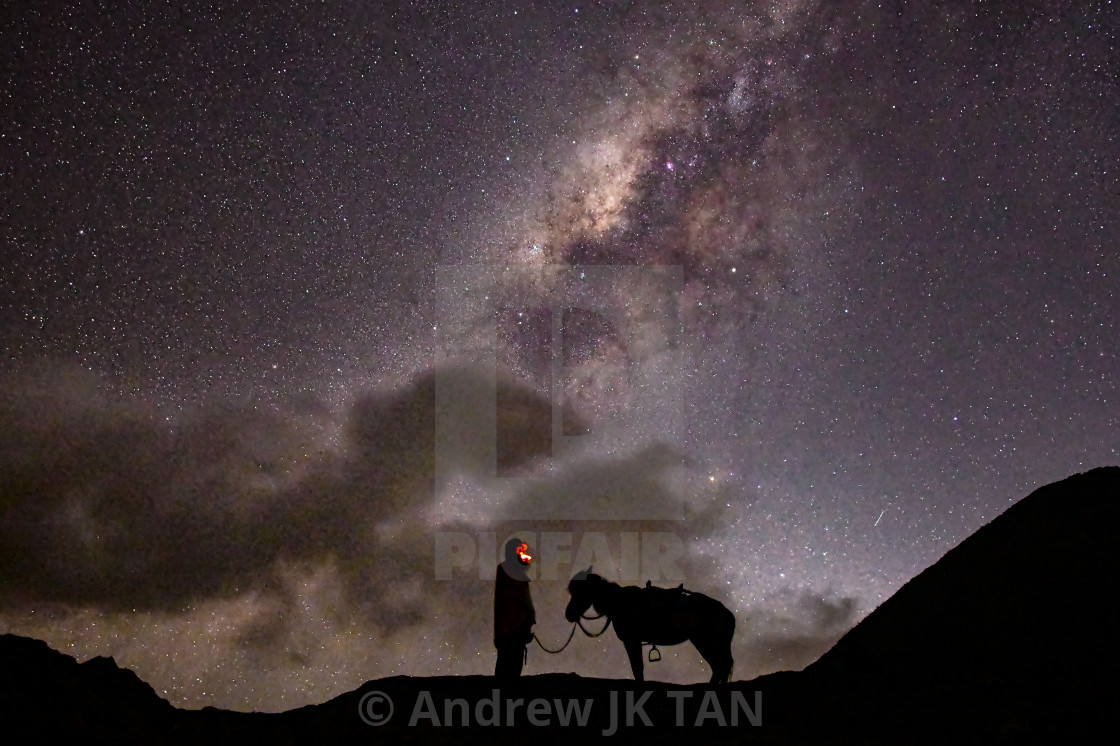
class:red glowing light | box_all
[516,543,532,564]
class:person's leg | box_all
[496,623,534,678]
[495,641,522,678]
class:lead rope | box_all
[532,623,578,654]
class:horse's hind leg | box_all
[623,639,645,682]
[694,637,733,684]
[711,646,733,684]
[711,652,734,684]
[711,610,737,684]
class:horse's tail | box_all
[723,603,737,637]
[725,606,737,683]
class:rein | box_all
[533,609,614,654]
[578,613,613,637]
[556,579,695,666]
[576,613,658,661]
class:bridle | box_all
[533,607,611,654]
[577,610,612,637]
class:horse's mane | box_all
[568,569,612,592]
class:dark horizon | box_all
[5,466,1117,743]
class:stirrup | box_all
[648,645,661,662]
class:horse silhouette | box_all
[565,567,735,683]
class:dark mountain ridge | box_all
[810,465,1119,685]
[798,465,1119,740]
[2,467,1116,744]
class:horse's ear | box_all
[587,565,593,575]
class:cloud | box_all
[498,442,686,521]
[0,362,565,620]
[0,360,784,697]
[742,590,859,674]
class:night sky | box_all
[1,0,1117,712]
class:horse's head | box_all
[565,565,599,622]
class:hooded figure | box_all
[494,537,536,678]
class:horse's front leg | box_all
[623,638,644,682]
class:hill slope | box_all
[2,467,1116,744]
[812,466,1118,681]
[801,466,1119,739]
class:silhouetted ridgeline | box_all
[799,465,1119,740]
[2,467,1116,744]
[0,633,174,741]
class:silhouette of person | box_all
[494,537,535,679]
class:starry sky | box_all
[1,0,1117,713]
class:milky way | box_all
[1,0,1117,711]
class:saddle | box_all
[642,580,691,611]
